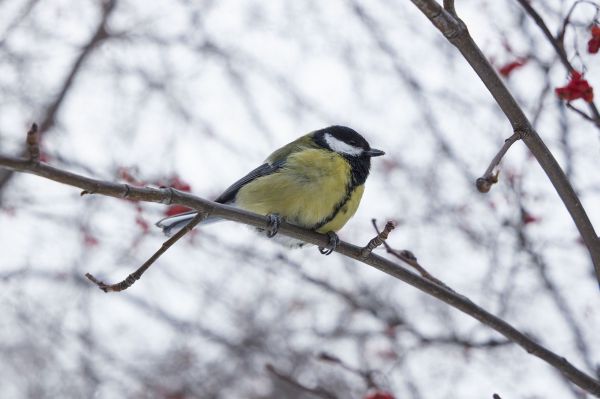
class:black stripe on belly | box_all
[313,155,370,231]
[313,185,355,230]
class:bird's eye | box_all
[349,140,357,146]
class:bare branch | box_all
[318,352,379,390]
[476,132,520,193]
[370,219,448,288]
[0,141,599,394]
[514,0,571,70]
[408,0,600,288]
[85,212,207,292]
[566,103,595,123]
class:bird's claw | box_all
[319,231,339,255]
[266,213,282,238]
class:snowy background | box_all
[0,0,599,398]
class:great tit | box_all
[156,125,385,254]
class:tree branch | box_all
[85,212,207,292]
[514,0,571,70]
[408,0,600,287]
[0,151,599,395]
[318,352,379,390]
[566,103,595,123]
[371,219,450,289]
[476,132,520,193]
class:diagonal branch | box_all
[408,0,600,287]
[370,219,450,289]
[514,0,571,70]
[476,132,520,193]
[360,220,395,258]
[85,212,207,292]
[0,150,598,395]
[566,102,596,123]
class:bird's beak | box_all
[364,148,385,157]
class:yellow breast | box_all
[235,148,364,232]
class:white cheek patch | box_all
[324,133,363,156]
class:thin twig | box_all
[557,1,580,45]
[514,0,571,70]
[25,123,40,162]
[318,353,379,390]
[0,151,599,395]
[360,221,395,258]
[476,132,520,193]
[370,219,451,290]
[566,103,595,122]
[265,364,337,399]
[85,212,206,292]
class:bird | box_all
[156,125,385,255]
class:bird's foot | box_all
[266,213,282,238]
[319,231,339,255]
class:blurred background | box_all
[1,0,599,398]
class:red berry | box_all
[588,25,600,54]
[165,205,192,217]
[555,71,594,103]
[498,59,527,77]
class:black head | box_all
[313,125,385,159]
[313,125,384,186]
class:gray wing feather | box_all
[216,159,286,204]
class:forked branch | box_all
[0,137,598,394]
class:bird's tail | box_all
[155,211,220,236]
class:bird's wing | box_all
[216,132,319,204]
[215,159,286,204]
[265,133,319,164]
